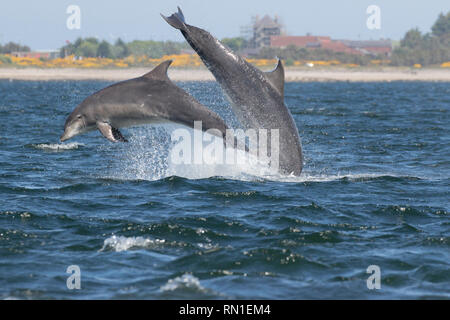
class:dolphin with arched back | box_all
[162,7,303,176]
[61,60,228,143]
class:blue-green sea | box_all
[0,80,448,299]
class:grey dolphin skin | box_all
[61,60,228,143]
[162,7,303,176]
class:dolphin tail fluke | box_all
[161,7,187,31]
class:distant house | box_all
[339,40,392,56]
[270,35,392,56]
[271,35,330,48]
[11,50,60,59]
[270,35,361,55]
[251,15,283,48]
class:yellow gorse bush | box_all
[370,59,391,65]
[246,58,278,67]
[2,54,433,69]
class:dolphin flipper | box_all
[97,122,128,143]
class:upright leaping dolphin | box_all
[162,7,303,176]
[61,60,228,143]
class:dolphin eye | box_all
[77,115,82,119]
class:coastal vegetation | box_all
[59,38,189,59]
[256,12,450,67]
[0,42,30,54]
[0,12,448,69]
[390,12,450,66]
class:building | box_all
[11,50,60,59]
[270,35,361,54]
[270,35,330,48]
[270,35,392,56]
[241,14,392,57]
[339,40,392,57]
[251,15,283,48]
[270,35,392,57]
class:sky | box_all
[0,0,449,50]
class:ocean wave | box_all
[100,125,442,184]
[160,273,205,292]
[28,142,84,151]
[265,172,424,183]
[100,235,166,252]
[102,166,429,184]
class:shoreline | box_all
[0,67,449,82]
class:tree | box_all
[76,41,98,57]
[392,11,450,66]
[84,37,99,45]
[126,40,186,58]
[431,12,450,38]
[222,37,247,51]
[400,28,423,49]
[114,38,129,58]
[97,40,113,58]
[0,42,31,54]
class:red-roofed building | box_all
[319,40,361,55]
[270,36,392,56]
[270,35,362,55]
[270,35,330,48]
[339,40,392,56]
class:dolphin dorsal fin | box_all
[265,59,285,97]
[143,60,173,80]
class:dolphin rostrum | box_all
[162,7,303,176]
[61,60,228,143]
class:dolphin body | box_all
[61,60,228,143]
[162,7,303,176]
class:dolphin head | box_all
[60,102,97,142]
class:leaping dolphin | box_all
[162,7,303,176]
[60,60,228,143]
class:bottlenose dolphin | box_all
[61,60,228,143]
[162,7,303,175]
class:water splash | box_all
[29,142,83,151]
[103,125,431,183]
[107,124,279,181]
[100,235,166,252]
[160,274,205,292]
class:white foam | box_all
[104,125,428,183]
[100,235,165,252]
[165,145,278,180]
[33,142,83,151]
[107,125,281,181]
[160,274,205,292]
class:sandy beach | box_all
[0,67,449,82]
